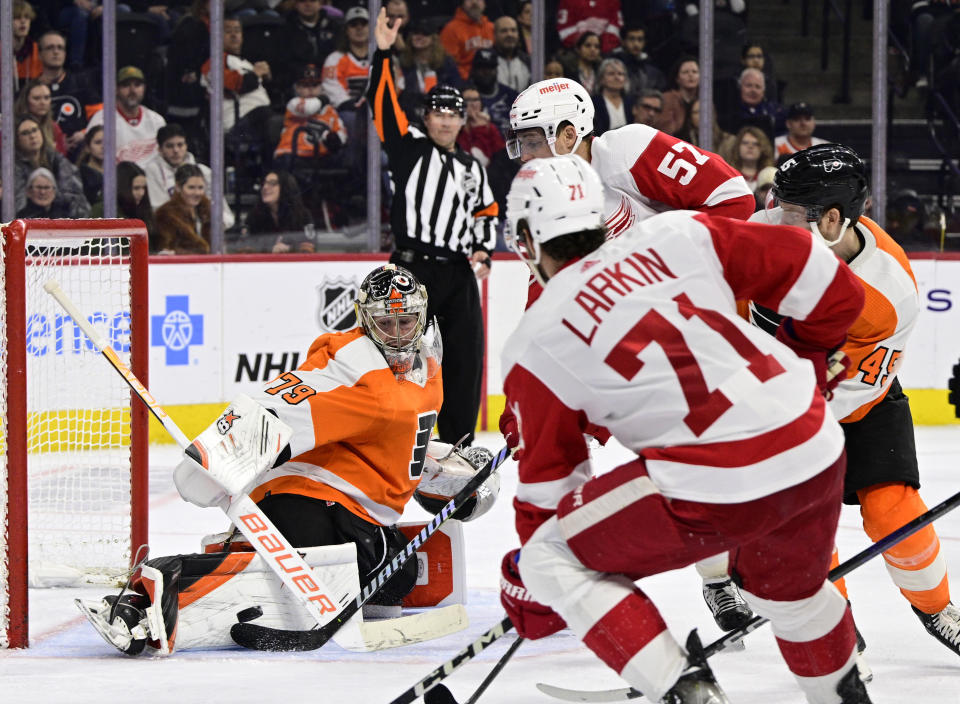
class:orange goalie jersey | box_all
[249,328,443,526]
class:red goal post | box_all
[1,219,149,649]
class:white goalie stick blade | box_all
[75,599,149,655]
[535,683,641,702]
[334,604,469,652]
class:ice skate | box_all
[75,594,150,656]
[912,602,960,656]
[836,664,873,703]
[660,630,732,704]
[854,625,873,683]
[702,578,753,632]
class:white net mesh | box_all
[2,227,141,647]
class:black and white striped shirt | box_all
[368,49,498,260]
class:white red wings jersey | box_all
[749,208,919,423]
[591,124,755,238]
[502,211,864,543]
[249,328,442,526]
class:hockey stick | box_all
[389,617,516,704]
[44,280,354,635]
[424,635,526,704]
[229,444,511,651]
[536,483,960,702]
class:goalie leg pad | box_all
[398,519,466,608]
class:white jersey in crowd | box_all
[588,123,756,237]
[142,151,236,230]
[502,211,865,540]
[749,206,920,422]
[86,105,166,167]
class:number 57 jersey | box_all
[502,211,865,543]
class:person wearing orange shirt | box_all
[77,264,499,655]
[440,0,494,80]
[750,144,960,663]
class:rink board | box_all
[141,255,960,442]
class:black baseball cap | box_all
[786,102,815,119]
[472,48,498,69]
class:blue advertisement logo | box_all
[151,295,203,365]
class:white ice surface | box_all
[3,428,960,703]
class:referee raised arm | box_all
[368,8,498,446]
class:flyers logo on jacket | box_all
[317,278,359,333]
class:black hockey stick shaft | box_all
[703,483,960,659]
[424,636,525,704]
[389,617,515,704]
[231,445,511,651]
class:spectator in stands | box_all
[16,167,86,218]
[440,0,495,80]
[728,125,777,193]
[722,67,784,142]
[114,161,157,242]
[456,84,505,167]
[592,58,633,135]
[322,6,372,112]
[385,0,410,53]
[165,0,213,149]
[11,0,42,87]
[144,123,236,229]
[277,0,341,92]
[544,57,565,80]
[678,98,736,159]
[245,170,316,253]
[492,16,530,92]
[557,0,623,54]
[565,30,602,93]
[660,55,699,136]
[36,29,100,150]
[15,80,67,156]
[741,42,779,103]
[76,124,104,207]
[774,101,827,159]
[632,88,664,128]
[154,163,212,254]
[13,115,90,216]
[57,0,104,69]
[470,48,517,136]
[273,63,347,171]
[610,24,666,93]
[516,0,533,54]
[397,17,463,115]
[87,66,167,167]
[203,16,273,160]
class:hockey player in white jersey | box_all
[503,76,758,632]
[497,156,873,703]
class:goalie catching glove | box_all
[174,394,293,508]
[413,441,500,521]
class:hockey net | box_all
[1,219,149,648]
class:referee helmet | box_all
[423,85,464,117]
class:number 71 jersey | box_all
[502,211,863,540]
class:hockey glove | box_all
[775,320,851,401]
[500,549,566,639]
[499,404,523,461]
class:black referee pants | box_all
[390,254,484,445]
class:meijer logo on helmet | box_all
[539,81,571,95]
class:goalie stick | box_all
[44,280,354,639]
[229,444,511,651]
[536,482,960,702]
[389,616,516,704]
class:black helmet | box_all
[423,85,464,117]
[772,143,869,223]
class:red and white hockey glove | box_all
[499,406,523,461]
[775,321,851,401]
[500,549,566,639]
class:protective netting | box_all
[2,231,137,647]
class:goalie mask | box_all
[504,155,605,285]
[772,143,868,247]
[356,264,435,379]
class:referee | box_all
[368,8,497,446]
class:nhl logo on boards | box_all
[317,278,359,333]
